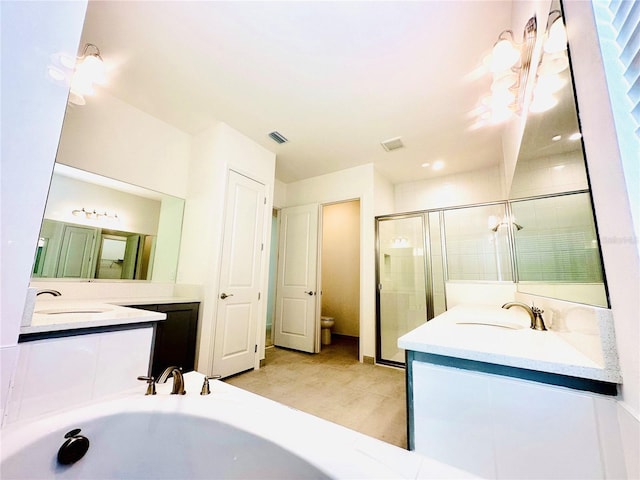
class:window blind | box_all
[608,0,640,135]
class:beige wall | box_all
[321,201,360,337]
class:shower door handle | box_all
[220,293,234,299]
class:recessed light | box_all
[569,132,582,141]
[552,134,562,141]
[433,160,445,170]
[421,162,431,168]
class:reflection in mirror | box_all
[443,203,513,282]
[508,3,608,307]
[510,192,607,307]
[31,164,184,282]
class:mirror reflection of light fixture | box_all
[489,215,523,232]
[544,10,568,54]
[69,43,106,106]
[72,208,118,221]
[530,10,569,114]
[470,17,537,128]
[390,237,411,248]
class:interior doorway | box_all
[266,199,361,360]
[265,209,279,348]
[320,200,361,358]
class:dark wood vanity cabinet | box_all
[128,302,199,378]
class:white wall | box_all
[394,165,505,213]
[0,0,89,419]
[56,91,191,199]
[178,122,276,374]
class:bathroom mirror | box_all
[508,2,608,307]
[31,164,184,282]
[510,192,607,307]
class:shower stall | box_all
[375,203,513,366]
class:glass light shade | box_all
[490,105,514,124]
[491,70,518,92]
[80,54,106,84]
[491,39,520,72]
[489,88,516,108]
[544,17,567,54]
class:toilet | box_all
[320,316,335,345]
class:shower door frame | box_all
[375,212,434,367]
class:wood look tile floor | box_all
[224,335,408,449]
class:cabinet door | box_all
[152,303,199,378]
[129,303,199,379]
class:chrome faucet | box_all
[36,289,61,297]
[501,302,547,331]
[157,366,186,395]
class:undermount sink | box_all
[455,321,525,330]
[35,307,114,315]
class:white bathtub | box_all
[1,372,474,479]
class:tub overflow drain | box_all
[57,428,90,465]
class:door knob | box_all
[304,291,314,296]
[220,293,234,299]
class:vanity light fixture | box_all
[72,208,118,221]
[69,43,107,106]
[530,11,569,114]
[470,16,537,128]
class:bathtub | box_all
[1,372,474,479]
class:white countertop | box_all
[398,305,622,383]
[21,301,166,335]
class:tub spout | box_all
[157,366,186,395]
[501,302,547,331]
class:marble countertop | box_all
[398,305,622,383]
[21,301,166,335]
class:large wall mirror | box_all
[508,1,608,307]
[31,164,184,282]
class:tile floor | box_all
[224,335,408,449]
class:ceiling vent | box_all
[381,137,404,152]
[268,131,288,144]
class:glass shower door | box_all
[376,214,430,365]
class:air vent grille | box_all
[381,137,404,152]
[268,131,288,144]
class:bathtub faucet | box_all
[501,302,547,331]
[157,366,186,395]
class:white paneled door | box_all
[212,171,266,377]
[274,204,319,353]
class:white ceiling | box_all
[79,1,515,184]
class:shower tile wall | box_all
[443,204,513,282]
[512,192,603,282]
